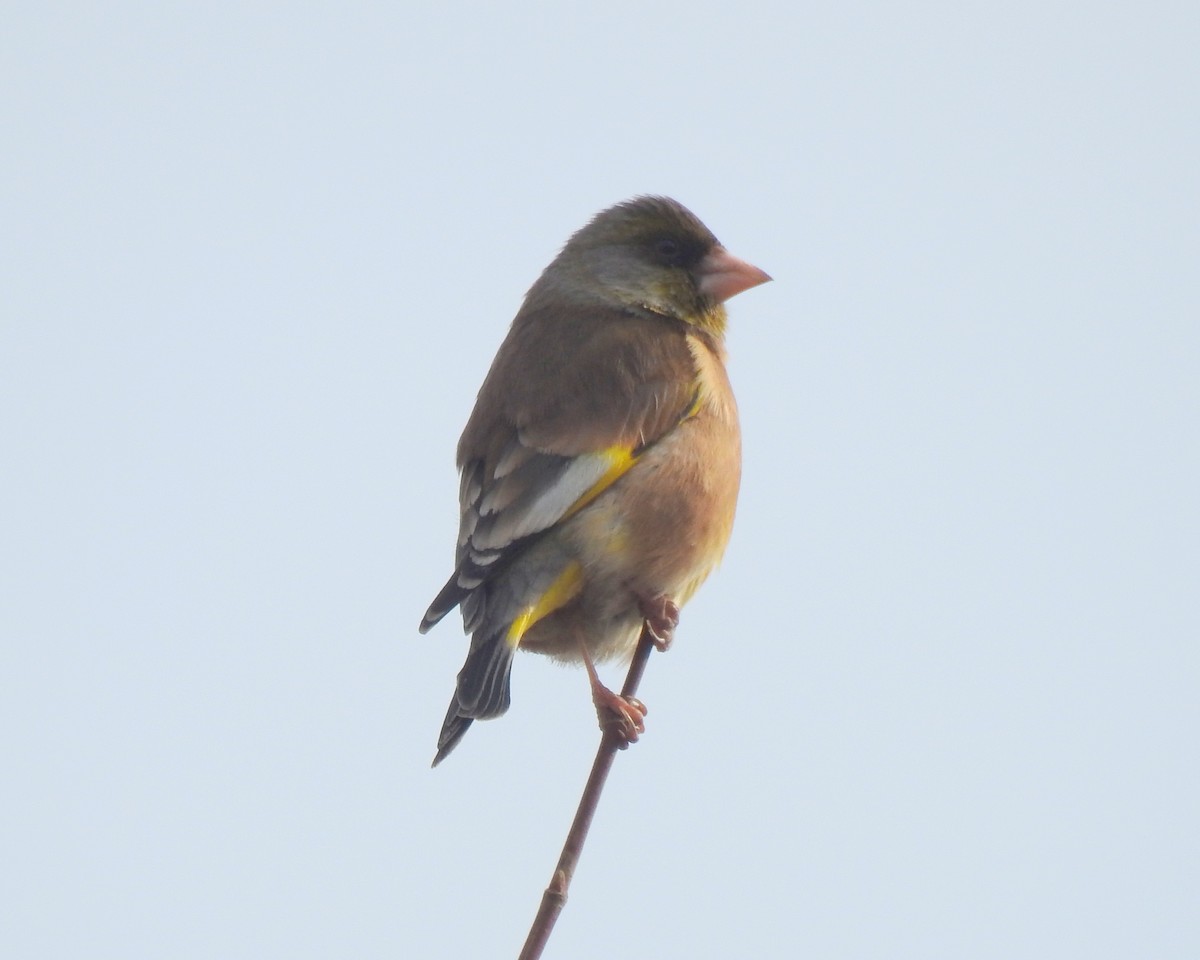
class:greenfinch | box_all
[420,196,770,765]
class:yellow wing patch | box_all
[505,561,584,648]
[501,389,706,650]
[560,446,638,523]
[557,390,703,526]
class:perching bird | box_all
[420,196,770,765]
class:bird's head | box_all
[532,196,770,336]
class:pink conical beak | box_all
[697,246,772,303]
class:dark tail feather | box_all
[432,710,473,767]
[419,573,470,634]
[430,629,515,766]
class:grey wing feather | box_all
[420,436,613,632]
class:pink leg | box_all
[580,642,647,747]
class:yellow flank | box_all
[561,446,637,522]
[505,561,583,648]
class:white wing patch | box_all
[469,449,628,553]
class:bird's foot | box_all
[638,594,680,651]
[591,681,647,748]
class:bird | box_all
[420,196,770,766]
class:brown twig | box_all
[516,625,656,960]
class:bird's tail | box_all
[432,710,473,767]
[431,627,516,766]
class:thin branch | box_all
[517,626,656,960]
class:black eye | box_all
[654,238,682,263]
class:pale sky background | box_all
[3,3,1197,958]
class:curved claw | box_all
[593,687,647,745]
[638,595,680,651]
